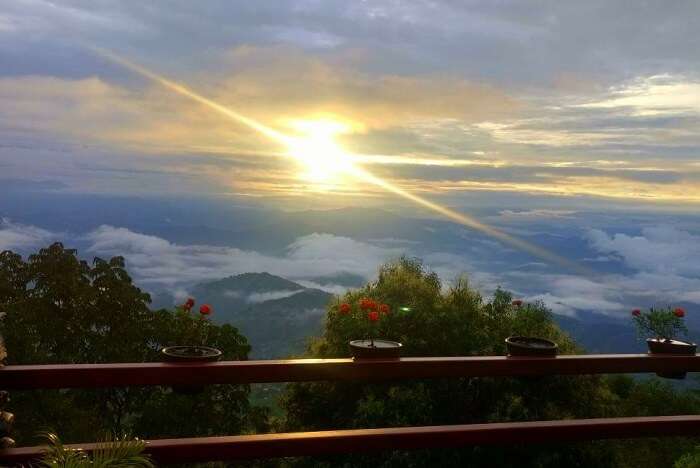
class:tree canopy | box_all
[280,257,700,467]
[0,243,267,445]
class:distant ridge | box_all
[154,272,333,358]
[194,272,304,295]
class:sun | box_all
[285,119,355,183]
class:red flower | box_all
[379,303,390,314]
[199,304,212,316]
[360,298,377,310]
[632,309,641,317]
[339,303,351,314]
[368,310,380,322]
[512,300,523,307]
[674,307,685,318]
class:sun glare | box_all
[285,119,354,183]
[98,49,591,275]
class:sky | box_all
[1,0,699,208]
[1,2,700,322]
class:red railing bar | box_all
[1,354,699,390]
[2,415,700,464]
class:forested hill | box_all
[153,272,333,358]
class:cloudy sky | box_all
[1,0,699,207]
[2,2,700,322]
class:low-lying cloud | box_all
[246,290,305,303]
[5,218,699,320]
[0,218,57,251]
[587,226,700,277]
[83,226,404,288]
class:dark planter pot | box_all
[161,346,222,362]
[647,338,697,380]
[349,339,402,359]
[161,346,222,394]
[506,336,558,357]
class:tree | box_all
[280,257,620,467]
[0,243,267,445]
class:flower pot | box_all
[646,338,696,379]
[161,345,222,362]
[349,339,402,359]
[161,346,222,393]
[505,336,558,357]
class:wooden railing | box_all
[1,354,699,464]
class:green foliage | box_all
[0,243,267,445]
[280,257,616,467]
[633,307,687,340]
[604,376,700,468]
[38,431,153,467]
[677,446,700,468]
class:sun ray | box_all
[94,48,593,276]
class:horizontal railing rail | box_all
[2,353,700,389]
[2,354,699,464]
[2,416,700,465]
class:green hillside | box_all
[189,273,333,358]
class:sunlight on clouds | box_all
[475,120,613,147]
[354,154,506,168]
[1,51,700,205]
[431,177,700,204]
[576,75,700,116]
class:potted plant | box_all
[161,298,222,394]
[342,298,402,359]
[161,298,222,363]
[505,300,558,357]
[632,306,695,379]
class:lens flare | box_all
[94,48,592,276]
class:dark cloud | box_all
[3,1,700,84]
[0,178,68,191]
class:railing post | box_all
[0,326,15,449]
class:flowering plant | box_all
[177,297,214,346]
[337,297,391,346]
[632,306,687,341]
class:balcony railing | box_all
[1,353,700,464]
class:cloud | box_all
[0,48,517,149]
[2,4,700,205]
[501,225,700,318]
[0,218,56,251]
[220,289,306,303]
[587,226,700,277]
[498,209,577,219]
[523,275,626,317]
[5,216,700,319]
[295,280,349,295]
[0,178,67,192]
[246,290,304,303]
[576,75,700,117]
[83,226,404,287]
[80,225,492,297]
[545,225,700,314]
